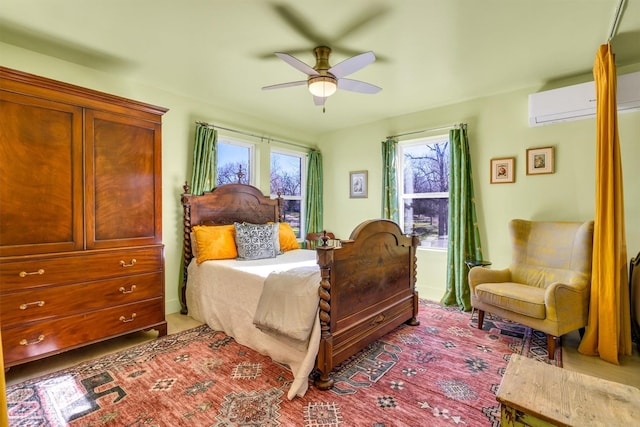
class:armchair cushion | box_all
[475,282,545,319]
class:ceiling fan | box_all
[262,46,382,108]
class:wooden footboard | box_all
[314,219,420,390]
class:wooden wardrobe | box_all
[0,67,168,368]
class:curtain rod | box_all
[195,121,315,151]
[608,0,626,42]
[387,123,466,139]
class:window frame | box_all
[270,148,307,240]
[215,135,256,186]
[398,134,450,251]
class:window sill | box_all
[417,245,447,252]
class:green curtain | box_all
[381,137,399,222]
[441,125,483,311]
[190,124,218,195]
[305,150,323,235]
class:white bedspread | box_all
[186,249,321,399]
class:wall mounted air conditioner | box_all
[528,71,640,126]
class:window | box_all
[216,137,254,186]
[270,150,305,238]
[399,135,450,249]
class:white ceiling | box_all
[1,0,639,138]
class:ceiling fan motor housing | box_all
[313,46,333,74]
[308,46,337,97]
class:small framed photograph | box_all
[349,170,368,198]
[526,146,554,175]
[490,157,515,184]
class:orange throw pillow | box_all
[193,224,237,263]
[279,223,300,251]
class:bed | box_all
[180,182,420,398]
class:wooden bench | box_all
[497,354,640,426]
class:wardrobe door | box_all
[84,109,162,249]
[0,91,83,257]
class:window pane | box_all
[281,200,301,238]
[217,142,250,185]
[403,141,449,194]
[403,198,448,249]
[271,152,302,196]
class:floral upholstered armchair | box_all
[469,219,594,359]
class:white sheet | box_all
[186,249,321,399]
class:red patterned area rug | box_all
[7,300,561,426]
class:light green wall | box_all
[3,41,640,310]
[320,82,640,302]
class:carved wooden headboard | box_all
[180,182,283,311]
[181,182,283,265]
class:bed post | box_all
[276,190,284,222]
[315,244,335,390]
[407,233,421,326]
[180,182,193,315]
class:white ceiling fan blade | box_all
[275,52,319,76]
[262,81,307,90]
[329,51,375,78]
[338,78,382,94]
[313,95,326,106]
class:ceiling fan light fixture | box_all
[308,75,337,97]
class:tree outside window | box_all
[399,135,450,249]
[271,150,305,238]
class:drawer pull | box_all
[118,284,137,294]
[119,313,137,323]
[119,259,137,268]
[20,335,45,346]
[19,269,45,277]
[19,300,45,310]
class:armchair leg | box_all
[547,334,558,360]
[477,310,485,329]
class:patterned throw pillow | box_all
[234,222,279,260]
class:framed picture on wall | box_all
[526,146,554,175]
[490,157,515,184]
[349,170,368,198]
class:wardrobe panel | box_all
[0,91,83,256]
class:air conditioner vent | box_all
[528,71,640,126]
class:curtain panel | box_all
[441,125,483,311]
[381,137,399,223]
[578,43,632,363]
[190,124,218,196]
[305,150,323,235]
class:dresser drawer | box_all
[0,272,163,328]
[2,298,165,367]
[331,297,414,366]
[0,246,163,292]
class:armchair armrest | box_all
[544,280,591,325]
[468,267,512,292]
